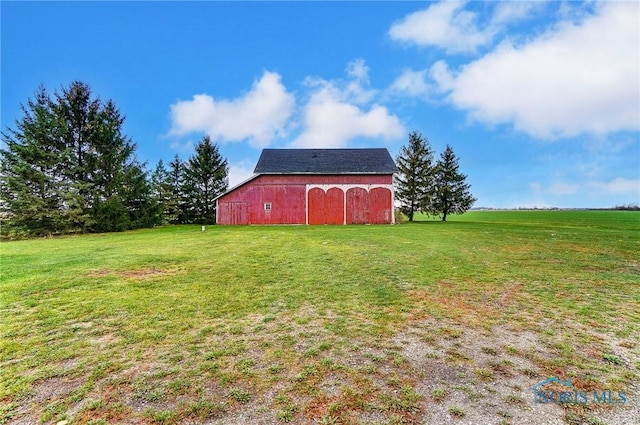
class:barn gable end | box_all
[216,149,397,225]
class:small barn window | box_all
[264,202,272,211]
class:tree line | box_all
[150,141,228,226]
[1,82,475,236]
[1,81,229,237]
[395,131,476,221]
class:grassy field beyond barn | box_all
[1,211,639,424]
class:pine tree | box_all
[166,155,186,224]
[151,158,185,226]
[182,136,228,224]
[1,81,159,235]
[151,159,170,224]
[54,81,159,231]
[0,86,68,235]
[395,131,435,221]
[432,145,476,221]
[53,81,102,230]
[120,164,162,230]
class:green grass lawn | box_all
[1,211,639,424]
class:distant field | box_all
[1,211,639,424]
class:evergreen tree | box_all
[166,155,186,224]
[182,136,228,224]
[53,83,136,231]
[53,81,102,231]
[395,131,435,221]
[55,82,161,231]
[150,158,185,226]
[0,86,69,235]
[151,159,171,224]
[120,164,162,230]
[432,145,476,222]
[1,80,159,235]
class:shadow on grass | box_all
[405,219,474,225]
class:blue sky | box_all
[2,1,639,208]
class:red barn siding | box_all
[218,202,249,225]
[251,184,306,224]
[217,174,394,225]
[258,174,392,185]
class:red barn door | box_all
[346,187,370,224]
[369,187,392,224]
[308,188,325,225]
[308,187,344,224]
[325,187,344,224]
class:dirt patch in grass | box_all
[87,269,113,278]
[6,306,638,425]
[120,268,169,279]
[7,375,86,424]
[394,318,639,425]
[89,333,122,349]
[396,319,563,424]
[87,267,174,279]
[405,287,500,325]
[32,376,84,404]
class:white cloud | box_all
[431,2,640,139]
[343,59,377,105]
[388,1,545,55]
[292,97,404,148]
[168,60,403,151]
[429,61,455,92]
[389,68,431,97]
[529,181,580,197]
[491,2,541,26]
[292,60,405,148]
[169,139,195,154]
[531,177,640,200]
[548,182,580,196]
[168,71,295,147]
[587,178,640,196]
[388,1,495,54]
[346,58,369,81]
[228,161,256,188]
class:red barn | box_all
[216,148,397,225]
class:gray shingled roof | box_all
[253,148,398,174]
